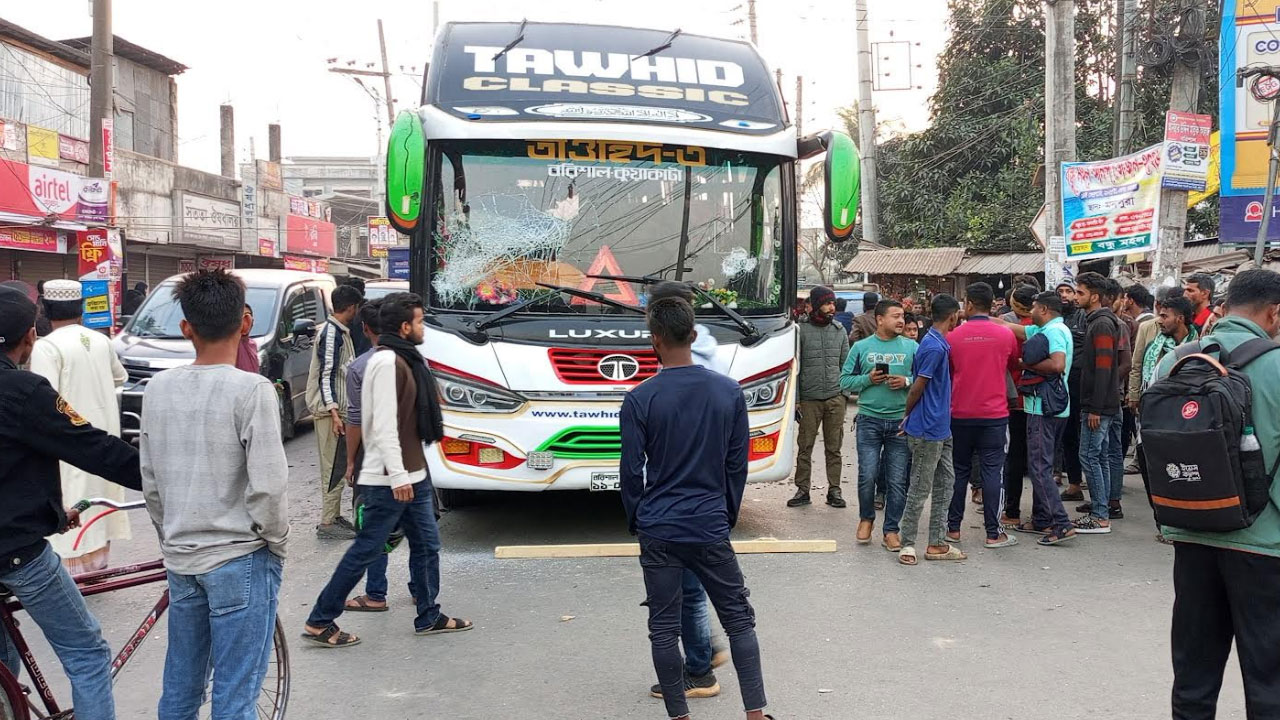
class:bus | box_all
[383,21,859,503]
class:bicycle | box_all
[0,499,290,719]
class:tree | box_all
[865,0,1218,250]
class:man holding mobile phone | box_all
[841,299,917,548]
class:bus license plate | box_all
[590,472,620,492]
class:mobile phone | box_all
[875,362,890,375]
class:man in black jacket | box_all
[0,286,142,720]
[1071,272,1123,535]
[1057,281,1089,502]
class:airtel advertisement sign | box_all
[0,159,108,223]
[285,213,337,257]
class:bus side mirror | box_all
[386,110,425,235]
[823,131,861,243]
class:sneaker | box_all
[650,671,720,699]
[1109,505,1124,519]
[317,523,357,540]
[1075,502,1092,514]
[826,488,847,508]
[1061,487,1084,502]
[1072,515,1112,534]
[334,516,357,531]
[787,489,811,508]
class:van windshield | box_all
[128,285,280,339]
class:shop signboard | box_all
[257,160,283,191]
[0,226,61,254]
[26,126,59,167]
[1059,145,1163,261]
[283,254,331,273]
[1221,1,1280,243]
[0,159,110,223]
[81,279,111,329]
[178,192,241,250]
[1162,111,1212,192]
[387,246,410,280]
[368,216,393,258]
[58,134,90,164]
[77,228,122,327]
[102,118,113,179]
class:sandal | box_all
[415,614,474,636]
[1012,521,1050,536]
[984,534,1018,549]
[898,547,918,566]
[925,544,967,562]
[344,595,388,613]
[1037,529,1077,546]
[300,623,361,649]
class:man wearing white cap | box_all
[29,279,130,573]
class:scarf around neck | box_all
[1142,326,1198,390]
[376,333,445,446]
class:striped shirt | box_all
[304,318,354,418]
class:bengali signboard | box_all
[102,118,114,179]
[283,254,330,273]
[57,134,90,164]
[387,246,410,280]
[285,213,337,257]
[1162,111,1212,192]
[1221,1,1280,243]
[0,226,61,254]
[77,228,122,328]
[0,159,109,223]
[26,126,59,167]
[368,216,394,258]
[1059,145,1163,261]
[178,192,241,250]
[81,279,111,329]
[198,255,235,271]
[256,160,283,191]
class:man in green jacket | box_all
[1152,269,1280,718]
[789,286,850,509]
[840,299,916,547]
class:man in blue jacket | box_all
[620,296,771,720]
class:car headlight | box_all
[430,362,526,413]
[739,362,791,410]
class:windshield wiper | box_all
[491,18,528,62]
[535,282,646,315]
[472,298,534,331]
[632,28,681,61]
[586,274,760,339]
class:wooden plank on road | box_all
[494,538,837,559]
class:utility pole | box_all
[88,0,113,178]
[1113,0,1139,155]
[1153,0,1203,287]
[1044,0,1076,263]
[854,0,880,245]
[748,0,759,45]
[377,20,395,126]
[795,75,803,138]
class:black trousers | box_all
[1121,406,1136,460]
[1171,542,1280,719]
[1003,410,1029,519]
[1060,374,1083,485]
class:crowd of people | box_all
[1,263,1279,719]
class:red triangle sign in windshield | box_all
[573,245,639,306]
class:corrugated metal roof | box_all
[956,253,1045,276]
[1183,243,1229,263]
[843,247,967,276]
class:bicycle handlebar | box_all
[72,498,147,513]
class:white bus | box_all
[383,21,859,503]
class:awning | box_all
[843,247,966,276]
[956,253,1045,276]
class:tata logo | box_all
[597,354,641,382]
[548,328,650,339]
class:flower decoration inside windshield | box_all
[697,278,739,308]
[474,279,518,305]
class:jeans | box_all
[948,420,1009,540]
[355,488,414,604]
[855,415,909,532]
[1171,543,1280,719]
[681,571,714,677]
[1108,410,1125,503]
[1078,414,1117,519]
[899,437,955,549]
[308,481,442,632]
[159,547,282,720]
[0,543,115,720]
[794,396,846,491]
[638,535,766,719]
[1004,410,1029,519]
[1027,414,1073,534]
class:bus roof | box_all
[425,21,787,138]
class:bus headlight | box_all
[429,362,526,414]
[739,362,791,410]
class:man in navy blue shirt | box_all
[620,296,771,720]
[897,294,966,566]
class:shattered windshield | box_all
[428,139,786,315]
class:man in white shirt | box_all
[29,279,130,573]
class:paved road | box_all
[14,420,1249,719]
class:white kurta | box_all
[29,323,132,558]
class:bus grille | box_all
[537,426,622,459]
[548,348,659,385]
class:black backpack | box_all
[1139,337,1280,532]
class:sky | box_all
[4,0,950,176]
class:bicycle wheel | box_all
[198,617,289,720]
[0,662,28,720]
